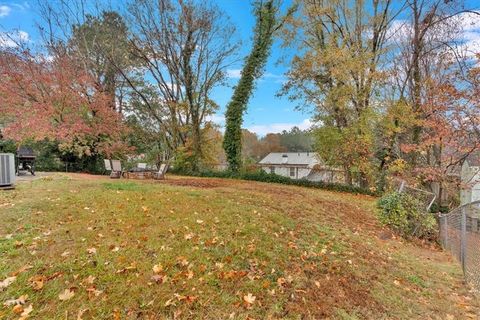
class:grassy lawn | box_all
[0,174,478,319]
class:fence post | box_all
[442,215,448,248]
[461,207,467,274]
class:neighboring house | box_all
[258,152,345,183]
[460,158,480,205]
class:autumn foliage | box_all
[0,48,128,156]
[398,60,480,193]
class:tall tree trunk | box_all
[223,0,278,172]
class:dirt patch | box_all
[66,173,110,180]
[284,272,384,318]
[159,177,235,188]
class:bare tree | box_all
[125,0,239,169]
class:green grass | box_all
[0,174,478,319]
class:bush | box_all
[0,139,16,153]
[377,192,437,240]
[169,168,376,196]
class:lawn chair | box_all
[104,159,112,175]
[110,160,122,179]
[153,163,168,180]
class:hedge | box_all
[170,168,376,196]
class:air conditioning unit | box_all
[0,153,15,188]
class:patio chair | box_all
[104,159,112,175]
[110,160,122,179]
[153,163,168,180]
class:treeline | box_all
[1,0,480,206]
[241,127,313,163]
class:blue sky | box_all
[0,0,479,136]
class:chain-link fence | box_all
[439,201,480,291]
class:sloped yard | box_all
[0,174,478,319]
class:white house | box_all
[460,159,480,205]
[258,152,344,183]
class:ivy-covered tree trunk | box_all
[223,1,277,172]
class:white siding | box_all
[460,161,480,205]
[261,166,310,180]
[260,165,345,183]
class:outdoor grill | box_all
[16,146,36,175]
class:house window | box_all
[290,167,295,177]
[270,166,275,174]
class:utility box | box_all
[0,153,16,189]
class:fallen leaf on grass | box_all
[116,262,137,274]
[152,264,163,274]
[174,293,197,303]
[84,275,95,285]
[12,304,23,314]
[87,248,97,255]
[77,308,88,320]
[243,293,256,307]
[11,265,33,277]
[277,277,286,287]
[19,304,33,318]
[86,287,103,297]
[150,274,166,284]
[29,275,46,291]
[113,309,121,320]
[218,270,247,280]
[164,298,175,307]
[4,294,28,306]
[58,288,75,301]
[0,276,16,291]
[176,256,189,267]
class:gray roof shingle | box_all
[258,152,321,167]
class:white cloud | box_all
[227,69,286,83]
[386,19,411,44]
[459,10,480,32]
[0,30,29,48]
[0,5,11,17]
[457,11,480,57]
[226,69,241,79]
[247,119,313,136]
[13,2,30,11]
[261,72,286,84]
[388,13,480,57]
[205,114,225,125]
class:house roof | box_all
[258,152,321,167]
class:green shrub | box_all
[169,168,376,196]
[0,139,16,153]
[377,192,437,240]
